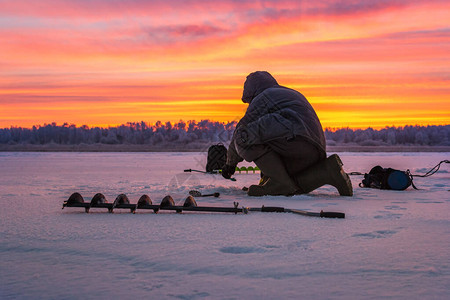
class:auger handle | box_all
[260,206,285,212]
[320,211,345,218]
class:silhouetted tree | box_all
[1,122,449,148]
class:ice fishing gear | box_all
[184,168,218,174]
[183,166,260,182]
[355,160,449,190]
[235,166,260,173]
[63,192,137,213]
[189,190,220,197]
[62,193,241,214]
[185,143,259,182]
[247,206,345,218]
[62,192,345,218]
[410,160,449,178]
[184,168,237,181]
[184,166,260,174]
[206,143,228,173]
[358,166,414,190]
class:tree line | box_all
[0,121,448,147]
[324,125,449,146]
[0,121,236,147]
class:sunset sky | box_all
[0,0,449,129]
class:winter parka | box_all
[227,71,326,166]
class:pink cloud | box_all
[1,0,445,18]
[0,0,449,128]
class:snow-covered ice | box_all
[0,152,448,299]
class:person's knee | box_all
[268,136,323,176]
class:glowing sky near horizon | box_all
[0,0,449,129]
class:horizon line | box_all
[2,120,449,132]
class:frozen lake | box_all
[0,152,449,299]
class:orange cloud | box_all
[0,0,449,129]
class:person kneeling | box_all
[222,71,352,197]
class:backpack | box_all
[206,143,228,173]
[359,166,415,190]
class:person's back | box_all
[222,71,352,197]
[244,84,326,157]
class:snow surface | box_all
[0,152,449,300]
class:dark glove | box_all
[221,164,236,179]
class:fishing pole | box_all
[183,169,237,181]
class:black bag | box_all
[206,143,227,173]
[359,166,415,190]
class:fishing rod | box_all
[184,166,261,182]
[183,169,237,181]
[184,166,260,174]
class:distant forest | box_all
[1,121,449,148]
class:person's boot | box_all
[258,172,269,185]
[247,152,299,196]
[294,154,353,196]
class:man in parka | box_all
[222,71,353,197]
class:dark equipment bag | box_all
[359,166,414,190]
[206,143,228,173]
[356,160,449,191]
